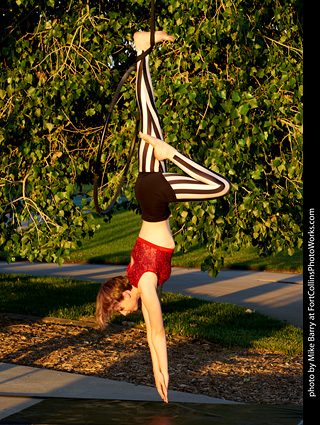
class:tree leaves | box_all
[0,0,303,275]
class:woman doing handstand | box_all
[96,31,231,403]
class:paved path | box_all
[0,362,303,423]
[0,362,234,420]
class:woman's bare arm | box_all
[139,272,169,403]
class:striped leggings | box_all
[136,52,231,203]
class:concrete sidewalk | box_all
[0,362,236,420]
[0,262,303,421]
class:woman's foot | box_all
[134,31,174,51]
[139,132,177,161]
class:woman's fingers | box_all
[154,371,169,403]
[157,381,168,403]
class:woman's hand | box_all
[154,369,169,403]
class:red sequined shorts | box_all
[127,237,174,288]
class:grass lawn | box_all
[69,210,303,273]
[0,273,303,356]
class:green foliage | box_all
[0,0,303,275]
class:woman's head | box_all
[96,275,132,330]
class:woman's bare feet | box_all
[139,132,177,161]
[134,31,174,51]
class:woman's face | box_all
[117,290,139,316]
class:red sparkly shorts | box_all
[127,237,174,288]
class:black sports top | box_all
[135,172,176,222]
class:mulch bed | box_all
[0,314,302,405]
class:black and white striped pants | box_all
[136,52,231,211]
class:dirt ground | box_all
[0,314,302,405]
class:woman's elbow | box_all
[151,326,166,341]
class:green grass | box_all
[0,273,100,320]
[69,210,302,273]
[0,273,302,356]
[69,210,141,265]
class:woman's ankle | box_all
[134,31,174,51]
[134,32,151,51]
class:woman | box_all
[96,31,231,403]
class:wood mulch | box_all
[0,314,302,405]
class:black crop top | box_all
[135,172,176,222]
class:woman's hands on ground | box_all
[154,369,169,403]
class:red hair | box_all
[96,275,132,330]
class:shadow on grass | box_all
[87,251,131,265]
[0,273,101,319]
[171,245,303,273]
[224,249,303,273]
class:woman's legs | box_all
[135,31,231,201]
[136,54,166,172]
[139,132,232,200]
[134,31,174,173]
[164,153,231,200]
